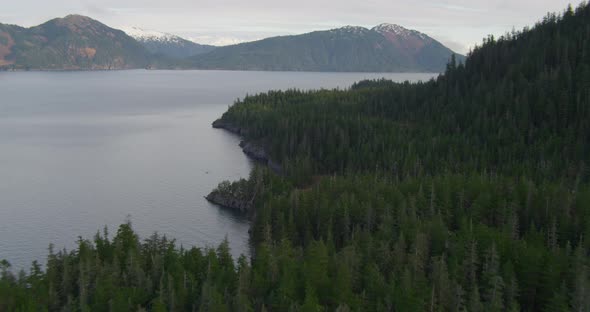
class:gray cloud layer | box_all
[2,0,584,53]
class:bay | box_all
[0,70,436,269]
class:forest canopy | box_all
[2,3,590,311]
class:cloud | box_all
[188,35,252,46]
[441,40,468,54]
[428,2,485,13]
[83,2,111,16]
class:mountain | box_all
[190,24,462,72]
[0,15,150,70]
[371,23,460,72]
[0,15,460,72]
[123,27,216,59]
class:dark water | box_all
[0,70,436,269]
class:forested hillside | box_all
[0,15,150,70]
[190,24,461,72]
[2,3,590,311]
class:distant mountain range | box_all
[122,27,215,59]
[0,15,463,72]
[192,24,461,72]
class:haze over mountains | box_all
[0,15,463,72]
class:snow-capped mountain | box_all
[330,25,371,35]
[191,23,463,72]
[122,27,216,59]
[0,14,461,71]
[371,23,436,55]
[372,23,428,40]
[123,27,195,45]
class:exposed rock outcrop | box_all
[240,141,268,162]
[205,178,257,215]
[212,119,282,174]
[212,119,243,135]
[205,190,252,213]
[207,119,283,215]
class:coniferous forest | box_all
[2,3,590,311]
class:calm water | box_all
[0,70,436,269]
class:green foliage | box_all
[0,222,243,311]
[212,179,252,203]
[2,3,590,311]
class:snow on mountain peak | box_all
[372,23,427,39]
[331,25,369,35]
[122,26,187,44]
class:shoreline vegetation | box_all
[205,119,282,215]
[2,3,590,311]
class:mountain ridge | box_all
[0,14,150,70]
[122,26,216,58]
[190,24,463,72]
[0,15,462,72]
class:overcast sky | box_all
[0,0,584,53]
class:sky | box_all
[0,0,585,53]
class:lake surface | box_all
[0,70,436,269]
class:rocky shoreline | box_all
[206,119,280,214]
[205,189,252,214]
[212,119,282,173]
